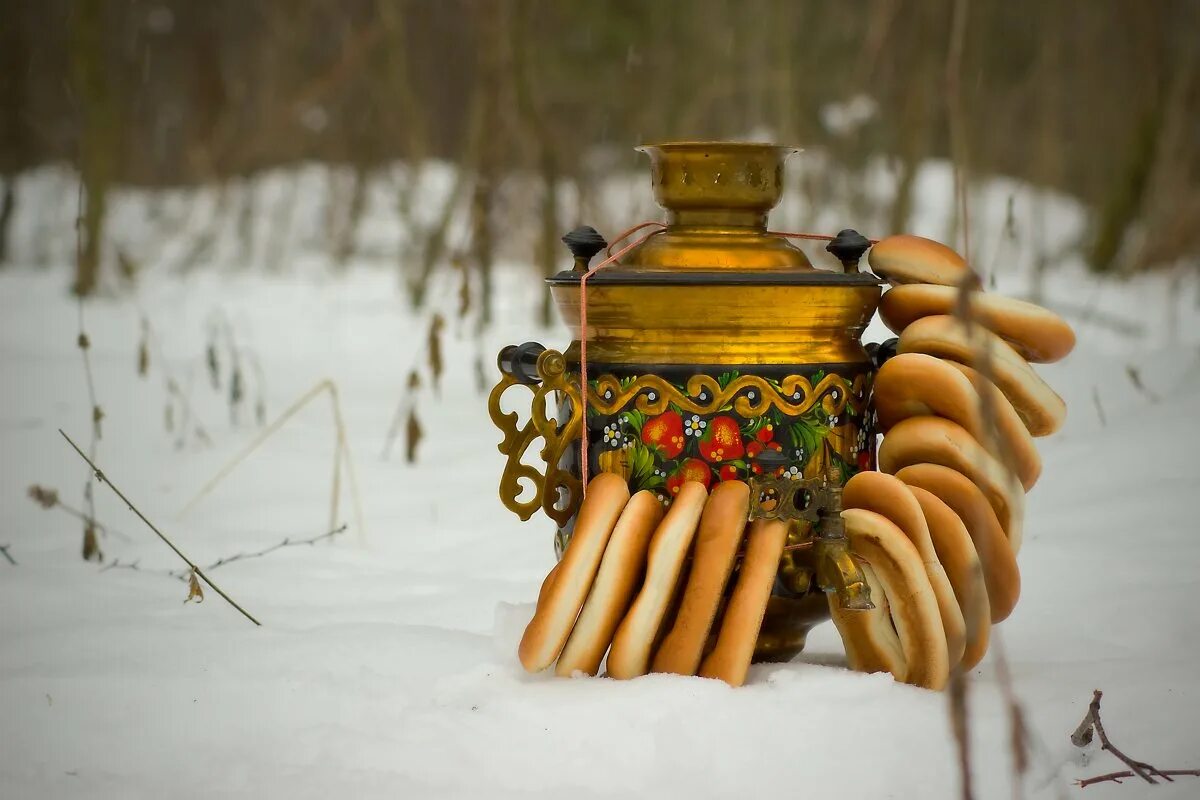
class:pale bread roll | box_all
[867,234,974,286]
[879,284,1076,363]
[907,485,991,670]
[834,508,949,690]
[842,471,965,668]
[698,517,788,687]
[518,472,629,672]
[874,353,1041,491]
[652,481,750,676]
[555,491,664,677]
[607,482,707,679]
[897,315,1066,436]
[894,463,1020,622]
[828,562,906,680]
[878,416,1025,552]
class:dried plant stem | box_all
[0,545,15,566]
[76,299,103,560]
[35,495,132,542]
[1078,769,1200,789]
[179,379,365,540]
[103,524,347,580]
[59,429,261,626]
[1070,689,1182,785]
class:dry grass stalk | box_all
[76,299,104,562]
[103,523,347,582]
[0,544,15,566]
[59,428,261,626]
[1070,689,1200,788]
[178,379,365,540]
[28,484,132,542]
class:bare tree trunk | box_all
[70,0,117,296]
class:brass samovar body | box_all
[490,142,881,660]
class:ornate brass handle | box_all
[488,343,583,527]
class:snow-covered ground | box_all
[2,163,1200,799]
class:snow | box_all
[2,162,1200,799]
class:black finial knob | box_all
[826,228,871,273]
[865,337,899,370]
[562,226,607,270]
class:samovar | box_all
[489,142,882,661]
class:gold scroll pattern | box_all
[588,372,869,420]
[488,349,582,528]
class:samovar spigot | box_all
[810,464,874,611]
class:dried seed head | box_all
[28,485,60,509]
[82,523,101,562]
[185,569,205,604]
[405,408,423,465]
[77,333,90,350]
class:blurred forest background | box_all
[2,0,1198,303]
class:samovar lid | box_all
[548,142,881,288]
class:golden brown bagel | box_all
[519,473,629,672]
[832,508,949,690]
[907,485,991,670]
[652,481,750,676]
[867,234,975,286]
[894,463,1020,622]
[877,416,1025,551]
[897,315,1066,436]
[879,284,1076,363]
[607,482,707,679]
[828,562,906,680]
[842,471,965,667]
[698,518,788,687]
[873,353,1041,490]
[555,491,664,677]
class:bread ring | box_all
[556,491,664,677]
[698,517,788,687]
[831,508,949,690]
[873,353,1041,490]
[519,473,629,672]
[878,416,1025,551]
[906,485,991,670]
[894,463,1020,622]
[842,471,965,667]
[897,315,1066,436]
[607,482,707,679]
[828,562,905,680]
[867,234,974,286]
[880,284,1076,363]
[652,481,750,676]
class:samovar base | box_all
[753,593,832,663]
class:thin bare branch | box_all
[0,544,15,566]
[1070,689,1179,785]
[1078,769,1200,789]
[59,429,261,626]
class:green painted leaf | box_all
[621,408,648,434]
[716,371,740,389]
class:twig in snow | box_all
[1078,769,1200,789]
[1124,365,1161,404]
[179,380,364,539]
[101,524,347,581]
[76,300,104,561]
[28,484,133,542]
[1091,387,1107,427]
[59,429,261,626]
[1070,689,1194,787]
[0,545,16,566]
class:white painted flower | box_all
[785,465,803,479]
[684,415,707,437]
